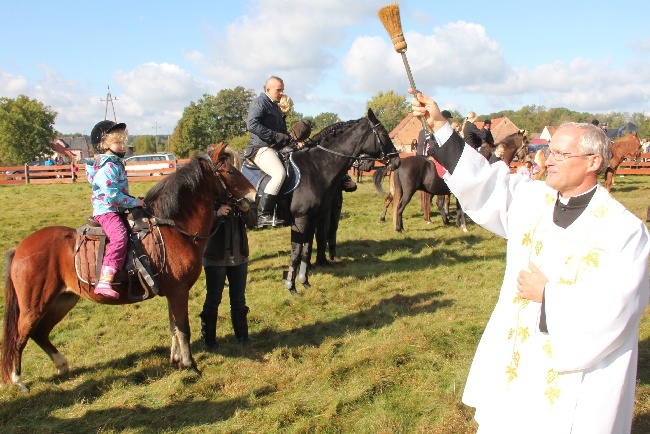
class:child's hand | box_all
[137,198,145,207]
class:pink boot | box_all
[94,266,120,299]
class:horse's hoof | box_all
[284,280,294,290]
[301,281,311,289]
[379,218,385,222]
[316,259,332,267]
[289,288,300,296]
[462,227,469,233]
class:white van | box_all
[124,153,176,176]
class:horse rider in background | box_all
[244,76,292,227]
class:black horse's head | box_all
[365,109,401,170]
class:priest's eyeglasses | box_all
[547,149,594,162]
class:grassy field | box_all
[1,174,650,433]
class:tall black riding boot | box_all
[231,306,250,345]
[257,193,285,228]
[199,311,218,352]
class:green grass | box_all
[0,175,649,433]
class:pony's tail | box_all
[373,166,390,194]
[2,249,18,384]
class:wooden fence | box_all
[0,159,192,186]
[3,155,650,187]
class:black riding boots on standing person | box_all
[199,311,219,352]
[200,307,250,350]
[231,306,250,345]
[257,192,284,227]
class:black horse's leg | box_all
[436,195,449,225]
[455,196,468,232]
[298,223,316,288]
[284,228,304,295]
[315,209,332,266]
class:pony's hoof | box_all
[316,259,332,267]
[284,280,294,290]
[289,288,300,296]
[301,281,311,289]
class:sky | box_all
[1,0,649,136]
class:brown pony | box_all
[605,133,642,191]
[2,143,256,391]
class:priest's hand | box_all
[516,263,548,303]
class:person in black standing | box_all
[462,111,483,150]
[200,146,257,351]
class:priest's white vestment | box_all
[433,126,650,434]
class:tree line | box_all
[1,90,649,164]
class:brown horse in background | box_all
[2,144,256,391]
[605,133,641,191]
[374,156,467,232]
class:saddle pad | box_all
[74,224,165,290]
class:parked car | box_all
[124,153,176,176]
[5,160,52,179]
[528,143,549,156]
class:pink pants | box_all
[94,212,128,270]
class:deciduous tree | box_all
[0,95,57,165]
[365,90,409,133]
[170,87,255,157]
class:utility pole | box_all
[152,122,159,153]
[100,86,118,121]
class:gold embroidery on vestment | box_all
[545,369,560,404]
[584,251,600,268]
[592,205,608,218]
[543,341,552,357]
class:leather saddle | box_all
[241,150,301,198]
[74,208,165,301]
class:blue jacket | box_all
[86,154,139,216]
[246,92,288,149]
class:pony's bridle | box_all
[315,117,399,166]
[143,155,246,241]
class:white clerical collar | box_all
[558,185,597,205]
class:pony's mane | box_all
[144,155,211,219]
[310,119,360,143]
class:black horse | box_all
[373,155,466,233]
[246,109,400,295]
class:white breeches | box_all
[254,147,286,195]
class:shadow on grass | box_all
[0,367,249,432]
[217,290,451,360]
[307,235,502,277]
